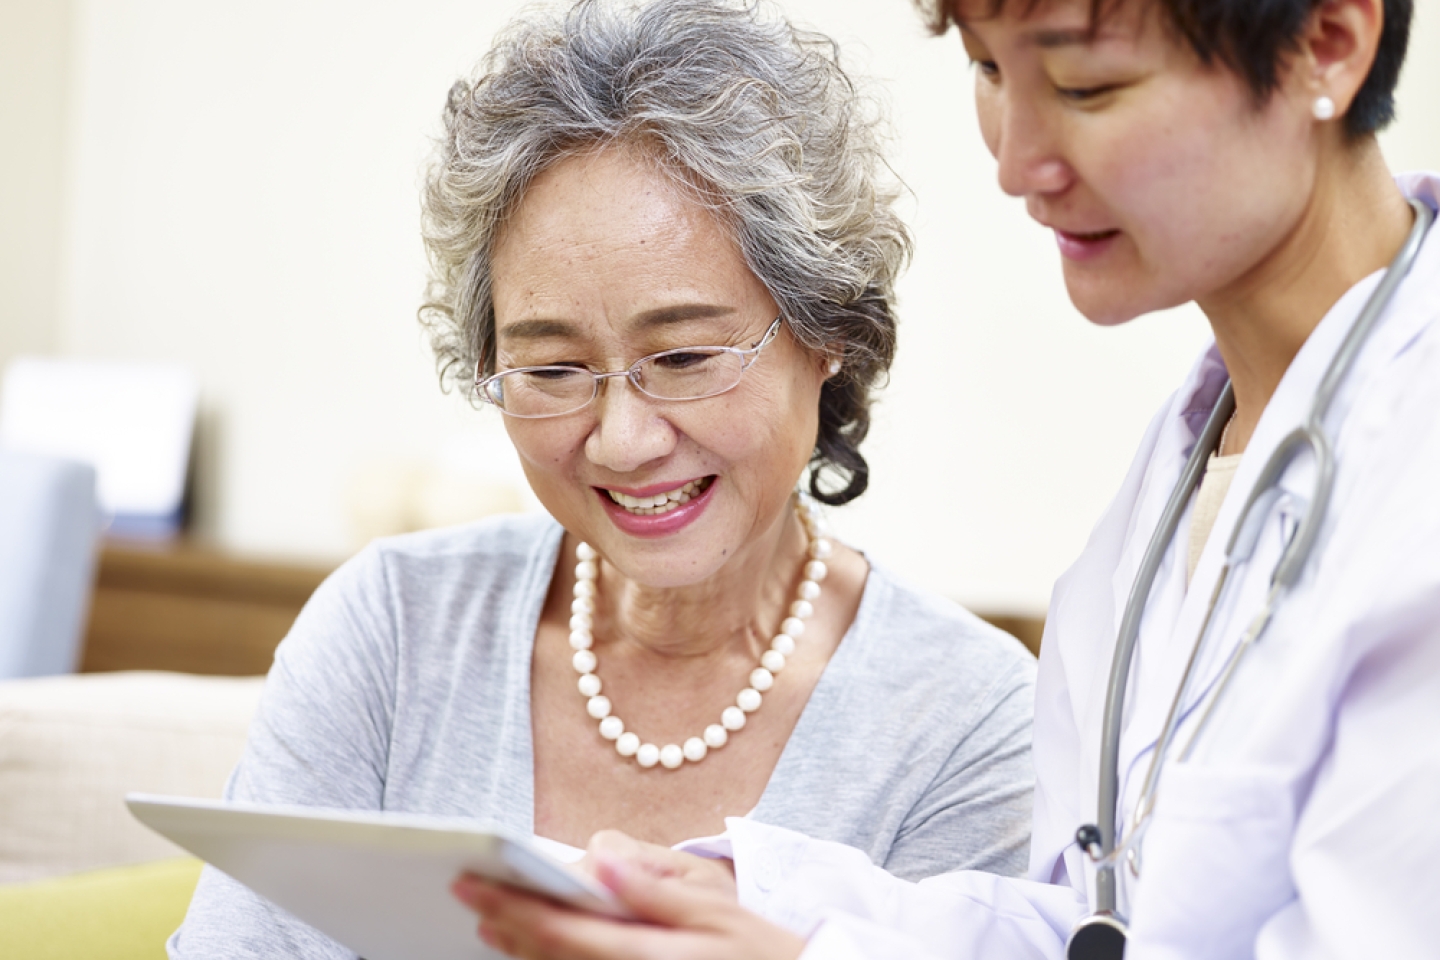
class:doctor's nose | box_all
[583,378,678,475]
[991,97,1072,199]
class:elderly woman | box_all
[168,1,1036,956]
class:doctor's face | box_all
[956,0,1316,325]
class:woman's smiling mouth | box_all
[604,476,716,516]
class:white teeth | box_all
[607,478,707,515]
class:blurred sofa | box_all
[0,670,262,958]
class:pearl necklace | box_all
[568,493,832,770]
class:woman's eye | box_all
[1056,83,1119,103]
[524,365,586,381]
[652,351,716,371]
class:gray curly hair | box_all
[420,0,910,505]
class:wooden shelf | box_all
[80,541,334,677]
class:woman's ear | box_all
[1294,0,1384,122]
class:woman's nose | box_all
[583,378,677,473]
[992,95,1072,199]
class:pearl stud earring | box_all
[827,359,841,375]
[1312,95,1336,121]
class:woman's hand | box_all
[451,830,805,960]
[574,829,737,897]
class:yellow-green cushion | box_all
[0,857,202,960]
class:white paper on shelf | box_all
[0,357,197,528]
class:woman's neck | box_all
[1199,139,1413,453]
[577,503,809,663]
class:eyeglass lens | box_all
[489,348,747,418]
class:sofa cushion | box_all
[0,671,262,884]
[0,857,202,959]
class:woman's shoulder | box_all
[366,511,561,566]
[845,561,1037,705]
[285,512,562,657]
[328,511,562,596]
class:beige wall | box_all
[0,0,73,369]
[9,0,1440,610]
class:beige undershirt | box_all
[1187,452,1244,583]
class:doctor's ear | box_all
[1293,0,1384,127]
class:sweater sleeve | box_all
[168,545,400,960]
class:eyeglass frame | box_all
[473,315,784,419]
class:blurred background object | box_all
[0,449,101,678]
[0,357,197,539]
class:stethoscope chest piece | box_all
[1066,911,1128,960]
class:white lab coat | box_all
[710,173,1440,959]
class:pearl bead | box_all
[761,649,786,673]
[770,633,795,657]
[569,613,591,632]
[683,737,708,762]
[798,580,820,601]
[578,674,601,697]
[636,743,660,768]
[749,668,773,692]
[571,596,594,616]
[1313,94,1336,121]
[575,560,598,581]
[574,579,596,598]
[809,539,833,560]
[616,732,640,756]
[569,630,593,651]
[781,617,805,638]
[704,724,728,748]
[659,744,684,769]
[586,695,611,719]
[572,649,596,674]
[599,715,624,740]
[804,560,828,582]
[803,501,823,522]
[789,599,814,620]
[577,542,597,562]
[722,706,747,730]
[737,687,762,712]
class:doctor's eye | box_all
[969,58,1001,82]
[1055,83,1120,103]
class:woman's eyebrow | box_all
[497,319,575,342]
[630,304,737,330]
[497,304,738,343]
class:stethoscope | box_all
[1064,197,1434,960]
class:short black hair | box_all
[916,0,1413,138]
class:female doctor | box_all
[453,0,1440,956]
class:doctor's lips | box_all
[1052,226,1121,261]
[600,476,715,516]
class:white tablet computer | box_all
[127,794,632,960]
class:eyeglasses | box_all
[475,316,783,419]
